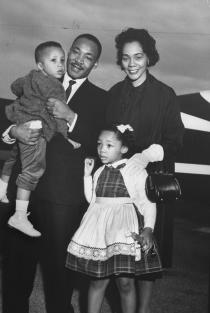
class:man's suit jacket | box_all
[35,79,107,206]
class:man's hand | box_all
[47,98,76,123]
[10,122,42,145]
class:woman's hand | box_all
[47,98,76,123]
[10,122,42,145]
[84,158,95,177]
[131,227,154,254]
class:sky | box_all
[0,0,210,99]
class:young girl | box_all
[66,124,163,313]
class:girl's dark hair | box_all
[115,28,159,68]
[101,124,136,156]
[34,41,63,63]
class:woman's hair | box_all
[115,28,160,68]
[101,124,136,154]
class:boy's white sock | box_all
[15,199,29,215]
[0,178,8,199]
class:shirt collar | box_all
[63,72,87,89]
[107,159,127,168]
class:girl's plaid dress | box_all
[66,164,162,278]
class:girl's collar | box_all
[106,158,128,168]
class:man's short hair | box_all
[72,34,102,60]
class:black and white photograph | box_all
[0,1,210,313]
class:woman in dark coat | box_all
[106,28,184,313]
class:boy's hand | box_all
[84,158,95,176]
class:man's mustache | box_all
[71,61,84,70]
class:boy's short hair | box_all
[35,41,63,63]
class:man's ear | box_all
[93,61,98,69]
[121,146,128,154]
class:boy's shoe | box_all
[8,213,41,237]
[1,194,9,203]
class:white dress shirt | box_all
[63,73,87,132]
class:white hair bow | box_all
[116,124,134,133]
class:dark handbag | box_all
[145,172,181,203]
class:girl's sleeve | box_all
[135,171,157,230]
[122,160,157,230]
[126,153,149,171]
[125,145,164,174]
[141,197,156,230]
[84,176,93,203]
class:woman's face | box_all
[121,41,148,87]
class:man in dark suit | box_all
[2,33,107,313]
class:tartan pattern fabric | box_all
[95,166,129,198]
[66,246,162,278]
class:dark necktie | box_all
[65,80,76,100]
